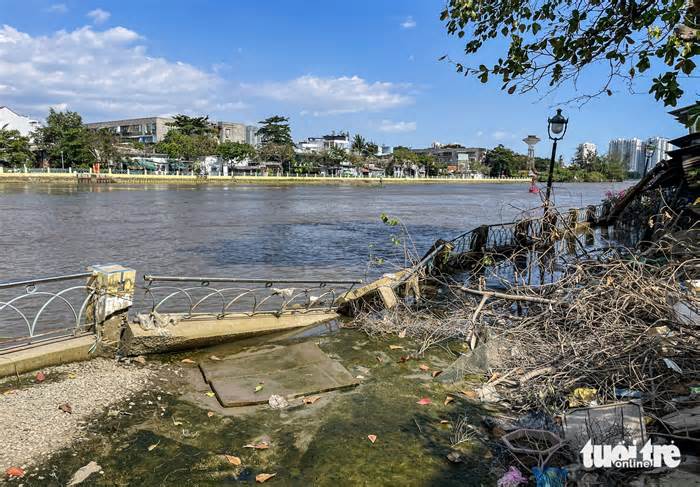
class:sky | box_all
[0,0,696,159]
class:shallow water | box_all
[24,327,497,486]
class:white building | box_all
[573,142,597,165]
[645,137,674,169]
[0,106,41,137]
[296,132,350,153]
[608,138,645,173]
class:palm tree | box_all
[351,134,366,154]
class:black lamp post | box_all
[642,140,655,178]
[545,109,569,207]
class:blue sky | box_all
[0,0,695,159]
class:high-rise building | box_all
[608,138,645,173]
[645,137,674,169]
[573,142,597,165]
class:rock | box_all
[67,461,101,485]
[133,356,147,365]
[268,394,289,409]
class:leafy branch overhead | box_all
[440,0,699,106]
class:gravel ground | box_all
[0,358,154,472]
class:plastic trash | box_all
[614,388,642,399]
[532,466,568,487]
[497,466,527,487]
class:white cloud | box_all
[401,16,416,29]
[492,130,512,140]
[87,9,111,24]
[45,4,68,14]
[0,24,246,121]
[246,75,412,116]
[378,120,416,133]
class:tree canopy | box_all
[256,116,293,146]
[36,109,94,167]
[168,114,217,137]
[156,131,217,161]
[441,0,699,106]
[217,141,256,163]
[0,127,34,168]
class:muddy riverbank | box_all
[0,324,499,485]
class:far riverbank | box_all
[0,172,529,186]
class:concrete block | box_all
[121,311,338,356]
[0,336,96,378]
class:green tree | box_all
[0,127,34,168]
[217,141,256,164]
[88,128,121,168]
[256,116,293,146]
[484,145,527,177]
[155,131,217,162]
[35,109,94,167]
[351,134,366,154]
[168,114,217,137]
[441,0,699,106]
[364,142,379,158]
[256,116,294,171]
[258,143,295,170]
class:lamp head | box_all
[548,109,568,139]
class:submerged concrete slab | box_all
[199,342,358,407]
[0,335,96,378]
[121,311,338,355]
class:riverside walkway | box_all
[0,169,529,185]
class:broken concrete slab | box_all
[121,311,338,355]
[199,342,358,407]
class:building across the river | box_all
[0,106,42,137]
[86,116,257,145]
[412,143,486,173]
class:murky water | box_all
[0,182,630,282]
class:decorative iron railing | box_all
[396,204,610,287]
[139,275,363,318]
[0,272,97,350]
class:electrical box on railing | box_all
[87,264,136,322]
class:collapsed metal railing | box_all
[0,272,97,350]
[396,204,610,287]
[140,275,363,318]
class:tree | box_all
[256,116,293,146]
[484,145,527,177]
[0,127,34,168]
[35,109,94,167]
[258,143,295,167]
[256,116,294,171]
[155,131,217,162]
[217,141,256,164]
[168,114,217,137]
[364,142,379,158]
[351,134,367,154]
[441,0,699,106]
[88,128,121,168]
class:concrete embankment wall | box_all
[0,172,529,186]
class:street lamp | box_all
[642,140,655,178]
[545,109,569,207]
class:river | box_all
[0,182,632,282]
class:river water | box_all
[0,182,631,282]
